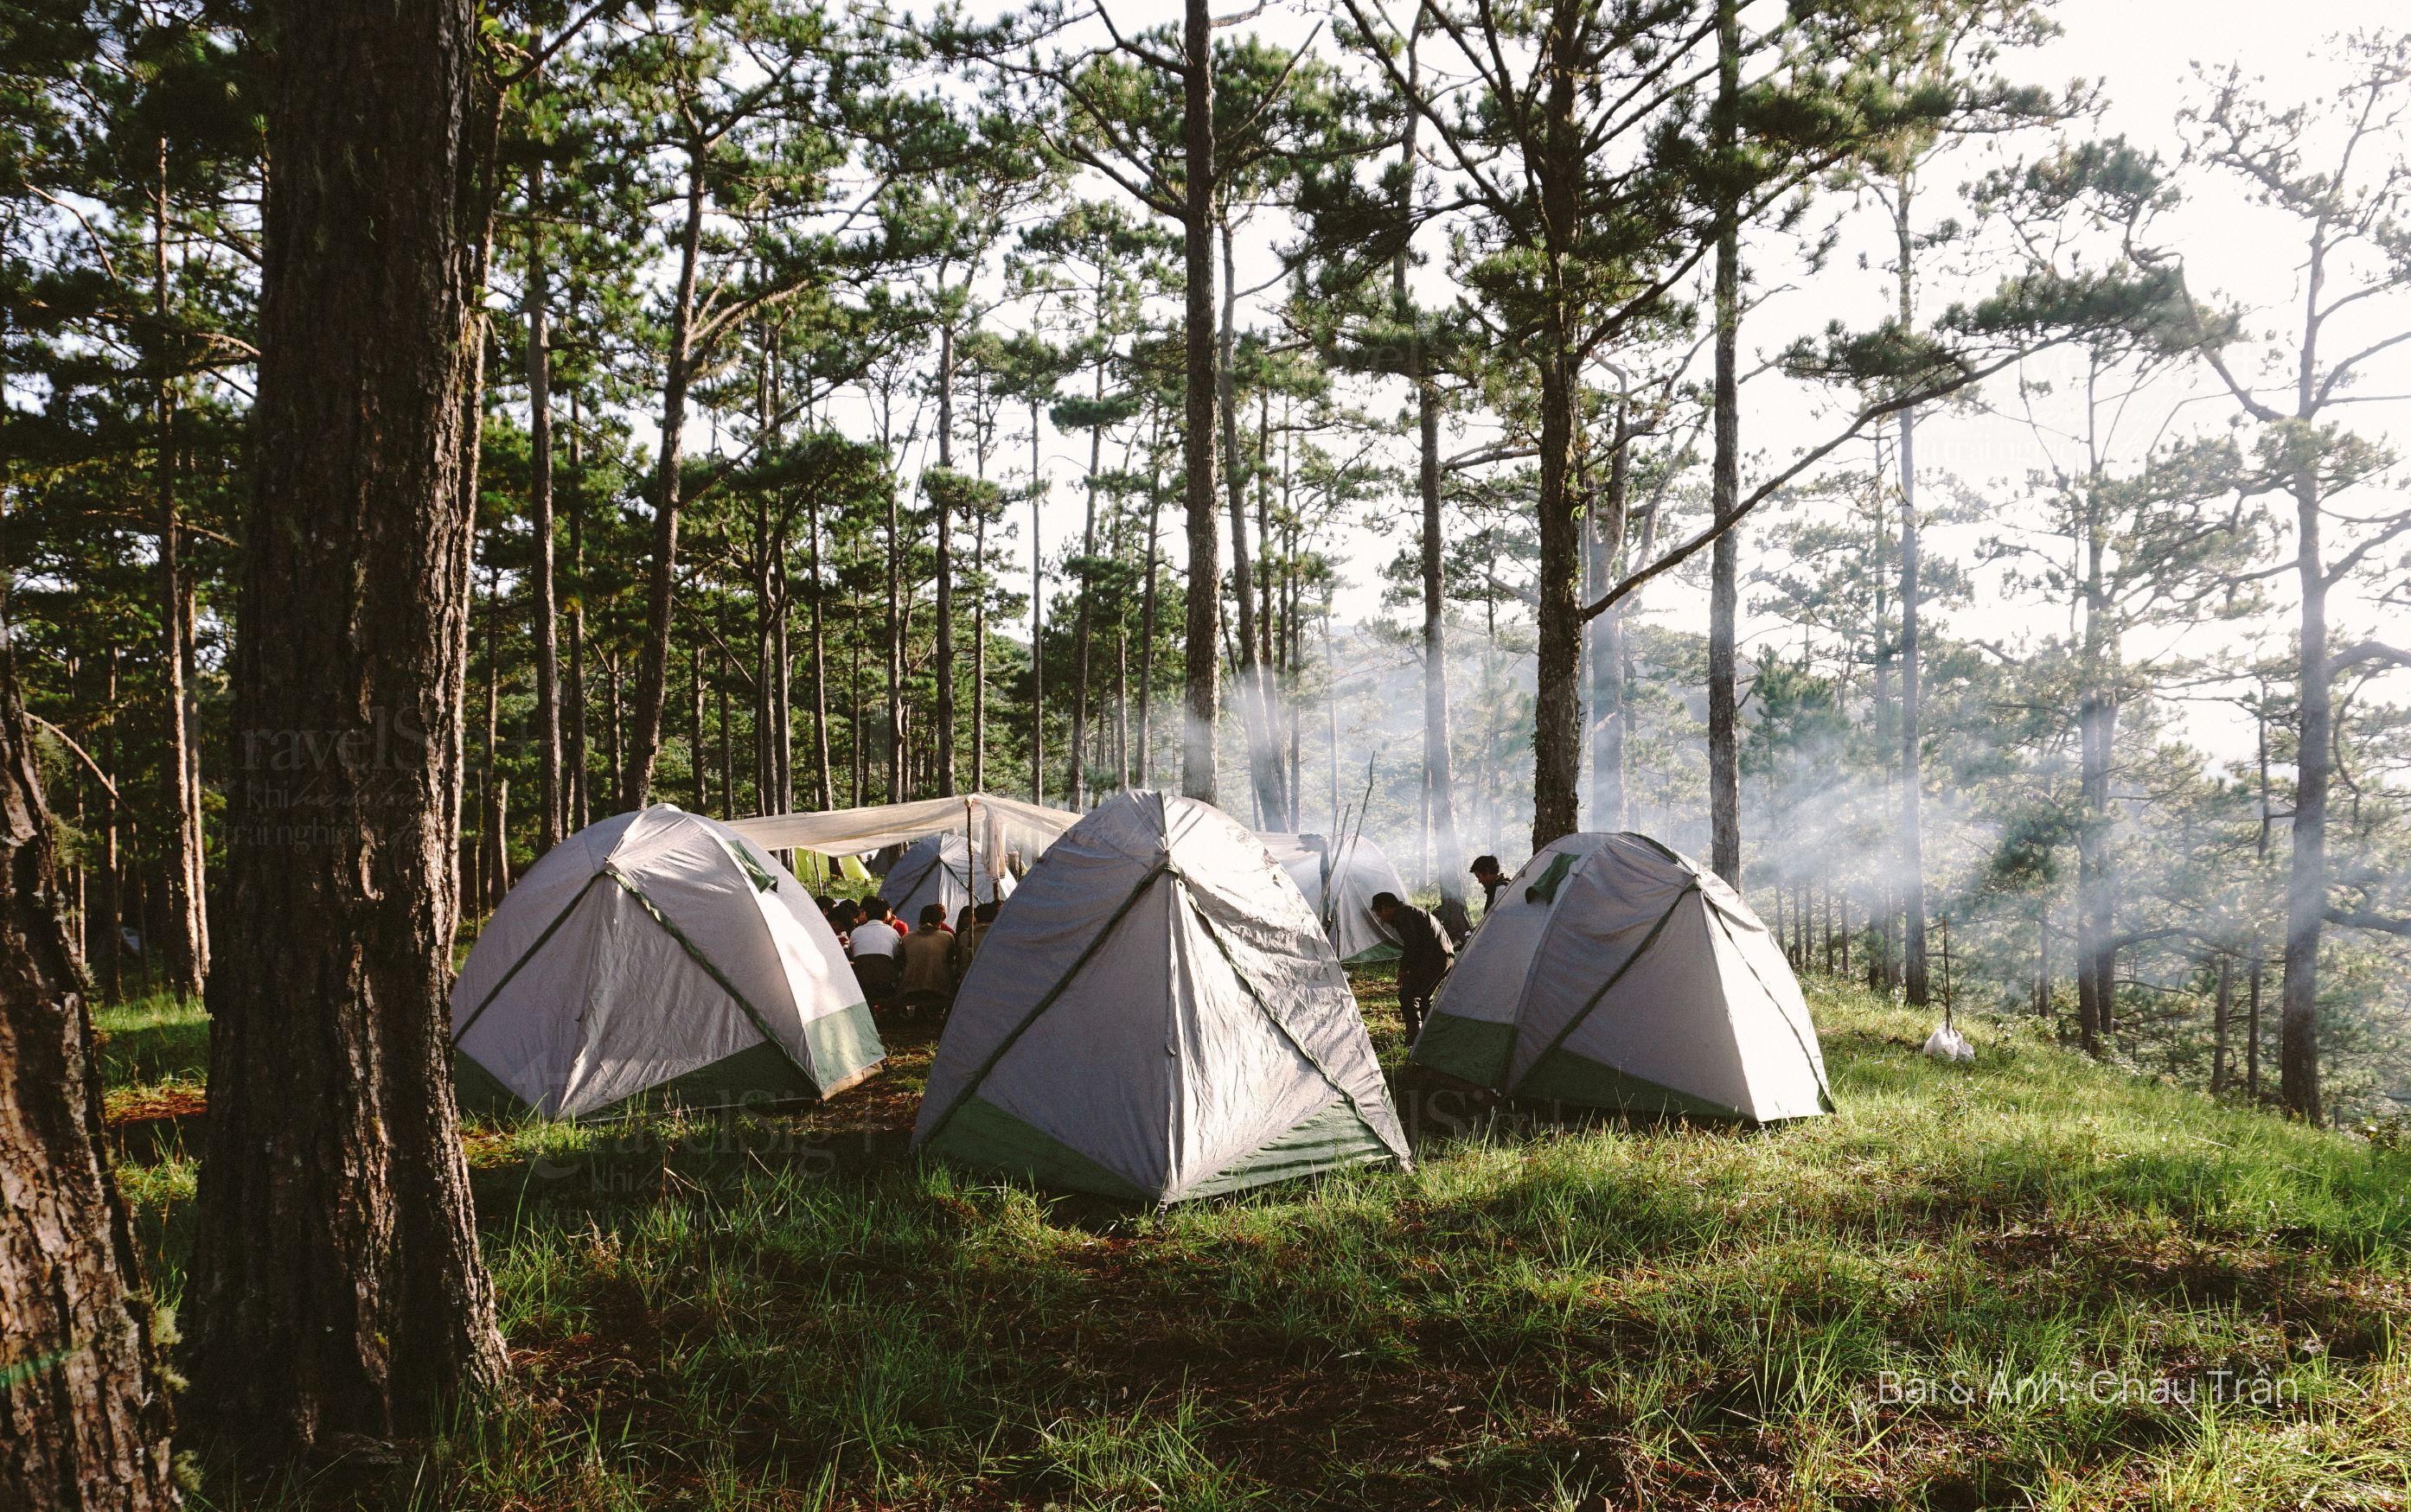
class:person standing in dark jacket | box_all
[1372,891,1454,1043]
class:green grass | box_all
[110,980,2411,1510]
[94,992,211,1094]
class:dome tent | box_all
[914,792,1411,1203]
[1410,833,1831,1123]
[1257,833,1412,965]
[451,806,884,1119]
[881,831,1014,923]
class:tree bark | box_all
[935,320,957,796]
[808,489,834,808]
[1894,188,1928,1008]
[622,151,707,808]
[1527,6,1583,852]
[1587,395,1630,829]
[525,154,561,852]
[566,391,589,829]
[0,619,180,1512]
[1071,366,1104,808]
[972,463,990,795]
[2280,449,2328,1120]
[1029,405,1046,804]
[186,0,505,1450]
[1180,0,1221,804]
[153,140,208,1000]
[1418,374,1461,896]
[1219,220,1282,822]
[2210,952,2233,1094]
[1704,0,1743,889]
[886,456,905,804]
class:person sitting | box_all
[895,912,958,1017]
[850,896,902,1006]
[919,903,955,935]
[1372,890,1455,1044]
[956,898,998,978]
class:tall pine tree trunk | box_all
[808,492,834,808]
[1028,406,1046,805]
[187,0,505,1448]
[935,320,957,795]
[2280,456,2329,1120]
[972,490,989,794]
[622,155,707,807]
[2075,506,2117,1055]
[1704,0,1743,889]
[1894,186,1929,1007]
[1070,369,1104,808]
[566,393,589,828]
[0,622,179,1511]
[154,141,208,1000]
[1527,6,1583,851]
[1219,221,1282,821]
[1180,0,1221,804]
[525,154,561,852]
[1587,395,1630,829]
[1137,464,1161,789]
[886,469,905,804]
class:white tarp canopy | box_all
[883,832,1014,923]
[1410,832,1831,1123]
[914,791,1411,1203]
[726,794,1079,886]
[1257,833,1411,964]
[451,806,884,1119]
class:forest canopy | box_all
[5,1,2408,1120]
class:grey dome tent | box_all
[914,792,1412,1202]
[1410,833,1831,1123]
[881,832,1014,923]
[451,806,884,1119]
[1257,833,1412,965]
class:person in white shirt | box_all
[849,896,902,1005]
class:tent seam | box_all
[451,869,610,1049]
[1704,904,1836,1113]
[598,864,832,1098]
[918,857,1175,1152]
[1508,881,1699,1096]
[1179,880,1406,1167]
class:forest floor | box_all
[102,976,2411,1511]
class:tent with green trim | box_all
[913,791,1411,1202]
[1257,833,1410,965]
[787,850,872,890]
[1410,833,1831,1123]
[451,805,884,1118]
[881,832,1014,925]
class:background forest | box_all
[8,0,2410,1132]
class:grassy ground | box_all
[98,979,2411,1510]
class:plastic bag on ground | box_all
[1922,1023,1974,1062]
